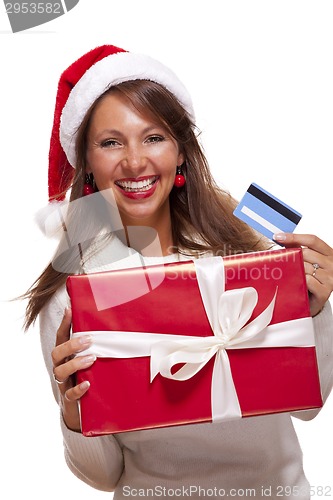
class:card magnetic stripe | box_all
[234,193,298,238]
[248,184,302,224]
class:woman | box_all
[25,45,333,499]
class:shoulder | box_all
[39,283,69,320]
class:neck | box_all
[123,222,175,257]
[121,207,175,257]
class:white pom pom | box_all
[34,201,69,239]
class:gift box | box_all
[66,248,323,436]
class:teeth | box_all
[116,176,158,192]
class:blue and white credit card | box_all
[233,183,302,241]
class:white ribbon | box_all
[74,257,315,421]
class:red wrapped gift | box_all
[66,248,323,436]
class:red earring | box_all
[174,166,186,188]
[83,173,96,196]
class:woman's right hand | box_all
[51,307,96,432]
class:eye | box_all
[100,139,121,148]
[146,135,165,144]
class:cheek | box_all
[153,146,180,171]
[87,150,116,176]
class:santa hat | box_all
[48,44,195,202]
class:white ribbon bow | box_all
[149,258,277,420]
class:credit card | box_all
[233,183,302,241]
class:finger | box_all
[52,334,93,368]
[302,248,333,289]
[304,261,325,284]
[64,380,91,402]
[274,233,333,255]
[53,354,96,384]
[302,248,330,270]
[305,274,332,311]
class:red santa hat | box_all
[48,44,195,202]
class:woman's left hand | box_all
[274,233,333,317]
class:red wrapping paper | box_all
[66,248,322,436]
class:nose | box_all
[121,143,147,174]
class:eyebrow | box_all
[94,125,166,138]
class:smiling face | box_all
[86,91,184,238]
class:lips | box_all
[115,175,159,193]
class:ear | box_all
[177,152,185,166]
[85,162,92,174]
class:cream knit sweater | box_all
[39,238,333,499]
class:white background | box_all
[1,1,332,498]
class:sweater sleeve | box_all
[38,287,124,491]
[291,300,333,421]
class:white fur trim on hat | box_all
[34,200,69,238]
[60,52,195,168]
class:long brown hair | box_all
[23,80,269,330]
